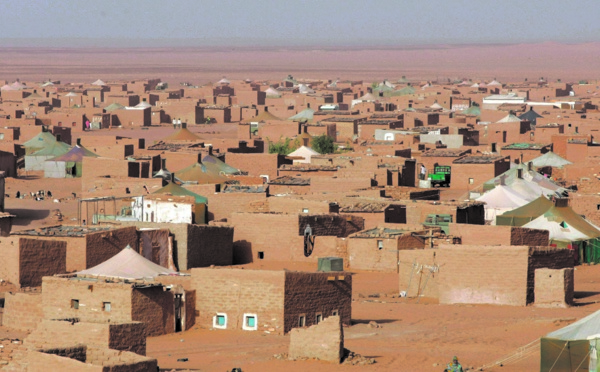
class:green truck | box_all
[428,165,451,187]
[423,214,453,235]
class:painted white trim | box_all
[213,313,227,329]
[242,313,258,331]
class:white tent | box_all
[77,245,177,279]
[476,185,531,223]
[530,151,573,169]
[287,145,320,164]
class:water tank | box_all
[317,257,344,272]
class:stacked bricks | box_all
[24,320,147,356]
[289,315,344,363]
[2,292,43,332]
[535,268,574,308]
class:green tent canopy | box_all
[153,181,207,204]
[496,196,554,226]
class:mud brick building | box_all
[118,221,234,270]
[437,245,573,306]
[229,212,364,263]
[25,319,147,355]
[41,276,178,337]
[11,225,139,272]
[451,154,511,190]
[347,227,426,272]
[192,268,351,335]
[448,223,549,246]
[0,237,67,288]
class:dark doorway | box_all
[175,294,183,332]
[384,205,406,223]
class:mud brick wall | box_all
[289,236,344,263]
[85,226,139,269]
[269,184,311,195]
[384,187,439,201]
[289,315,343,363]
[86,346,158,371]
[185,290,196,330]
[527,247,574,304]
[19,237,67,287]
[398,249,440,298]
[42,277,134,323]
[2,292,43,331]
[347,237,399,272]
[0,237,21,285]
[230,213,302,263]
[27,348,101,372]
[108,322,147,356]
[309,177,372,194]
[131,286,174,337]
[226,153,284,179]
[191,268,286,334]
[283,272,352,334]
[186,225,233,269]
[535,268,574,308]
[206,192,267,221]
[510,227,549,246]
[298,214,364,238]
[268,197,331,215]
[448,223,513,245]
[438,245,530,306]
[118,221,189,270]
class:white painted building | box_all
[131,195,194,224]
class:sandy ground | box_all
[1,43,600,85]
[146,262,600,372]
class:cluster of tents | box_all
[476,152,600,263]
[24,132,99,178]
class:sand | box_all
[1,42,599,85]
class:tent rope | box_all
[574,349,592,371]
[478,338,540,370]
[548,342,569,372]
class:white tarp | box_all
[547,310,600,340]
[476,185,531,223]
[77,245,177,279]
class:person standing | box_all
[420,164,427,180]
[445,356,463,372]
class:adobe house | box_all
[229,212,364,264]
[118,221,234,270]
[191,268,352,335]
[41,275,184,337]
[338,201,409,229]
[347,227,426,272]
[11,225,139,272]
[451,154,511,190]
[319,116,367,142]
[437,245,573,306]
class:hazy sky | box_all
[3,0,599,46]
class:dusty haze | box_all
[1,42,599,84]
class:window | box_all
[302,208,309,213]
[213,313,227,329]
[298,315,306,327]
[469,178,474,185]
[316,313,322,324]
[258,252,264,260]
[243,314,257,331]
[332,310,339,316]
[377,240,383,250]
[103,302,111,312]
[71,299,79,309]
